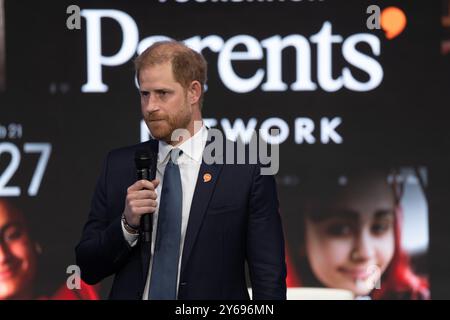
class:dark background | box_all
[1,0,449,299]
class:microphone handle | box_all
[138,168,152,243]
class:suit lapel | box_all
[180,159,223,275]
[180,128,225,275]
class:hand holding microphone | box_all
[122,178,159,229]
[122,149,158,243]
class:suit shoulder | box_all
[107,140,158,160]
[220,138,267,170]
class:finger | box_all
[152,179,160,189]
[127,180,150,192]
[148,190,158,200]
[131,199,157,209]
[141,179,155,190]
[133,189,157,200]
[128,179,158,193]
[127,182,141,192]
[134,206,157,215]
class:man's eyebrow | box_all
[154,88,174,92]
[140,88,174,93]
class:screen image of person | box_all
[75,40,287,300]
[283,167,429,300]
[0,0,5,91]
[0,199,99,300]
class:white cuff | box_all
[121,219,139,247]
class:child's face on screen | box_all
[0,202,37,300]
[304,173,396,296]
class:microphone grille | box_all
[134,149,154,169]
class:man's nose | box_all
[143,94,159,113]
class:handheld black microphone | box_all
[134,149,157,243]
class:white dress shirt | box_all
[121,124,208,300]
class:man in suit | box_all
[75,40,286,300]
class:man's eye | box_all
[140,91,149,97]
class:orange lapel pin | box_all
[203,173,212,183]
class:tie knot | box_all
[169,148,183,165]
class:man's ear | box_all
[188,81,202,105]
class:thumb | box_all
[152,178,160,189]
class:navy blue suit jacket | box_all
[75,136,286,300]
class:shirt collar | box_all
[158,124,207,164]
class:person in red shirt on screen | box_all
[0,198,98,300]
[283,167,429,300]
